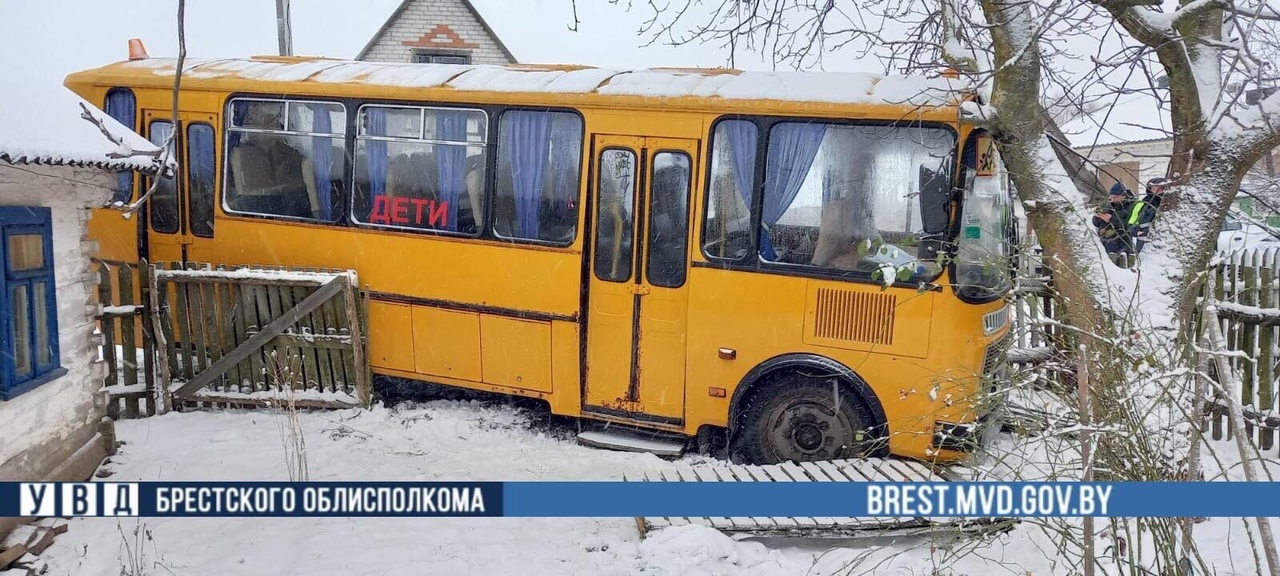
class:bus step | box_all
[577,430,687,457]
[632,458,1016,541]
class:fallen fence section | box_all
[633,458,1013,540]
[149,264,371,411]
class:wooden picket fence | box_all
[1009,244,1060,369]
[93,259,158,419]
[1203,247,1280,451]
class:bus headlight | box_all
[983,305,1010,335]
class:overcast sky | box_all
[0,0,1164,146]
[0,0,825,84]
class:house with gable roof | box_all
[356,0,516,65]
[0,77,164,539]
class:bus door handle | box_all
[629,284,651,296]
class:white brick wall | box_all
[0,164,109,480]
[1075,140,1174,186]
[360,0,514,65]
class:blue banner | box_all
[2,481,1279,518]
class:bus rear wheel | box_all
[733,377,873,464]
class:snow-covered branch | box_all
[77,102,164,162]
[1225,2,1280,22]
[1216,87,1280,151]
[1170,0,1229,28]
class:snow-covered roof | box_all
[105,57,973,109]
[0,82,163,173]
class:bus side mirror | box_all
[917,165,952,265]
[919,165,950,235]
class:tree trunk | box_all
[981,0,1106,350]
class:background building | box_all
[356,0,516,65]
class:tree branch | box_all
[77,102,163,161]
[122,0,184,216]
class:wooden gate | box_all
[149,264,371,411]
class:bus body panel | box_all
[66,59,1011,463]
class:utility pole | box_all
[275,0,293,56]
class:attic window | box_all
[415,50,470,65]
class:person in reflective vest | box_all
[1093,183,1137,258]
[1143,177,1171,210]
[1130,177,1169,254]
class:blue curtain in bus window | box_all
[312,106,333,221]
[436,111,466,231]
[504,111,552,238]
[761,123,826,261]
[549,117,577,220]
[228,101,248,149]
[723,120,757,216]
[104,90,136,204]
[367,108,389,199]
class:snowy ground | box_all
[28,398,1280,576]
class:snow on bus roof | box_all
[117,57,972,108]
[0,80,162,173]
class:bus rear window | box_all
[223,98,346,223]
[351,105,488,236]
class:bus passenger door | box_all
[141,110,217,265]
[584,135,697,424]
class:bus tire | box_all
[731,375,875,464]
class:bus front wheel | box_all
[732,376,873,464]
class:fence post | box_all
[1078,344,1095,576]
[1205,302,1280,576]
[149,264,171,415]
[1182,329,1209,565]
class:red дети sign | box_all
[368,196,449,228]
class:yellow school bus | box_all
[66,54,1014,464]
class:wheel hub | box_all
[765,400,856,462]
[792,421,824,451]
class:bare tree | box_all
[600,0,1280,420]
[599,0,1280,573]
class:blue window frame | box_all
[0,207,62,400]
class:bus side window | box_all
[647,152,691,288]
[352,106,487,235]
[187,123,216,238]
[594,149,636,282]
[494,110,583,244]
[147,120,180,234]
[224,99,346,223]
[703,120,756,260]
[104,89,136,205]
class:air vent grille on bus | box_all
[813,288,895,345]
